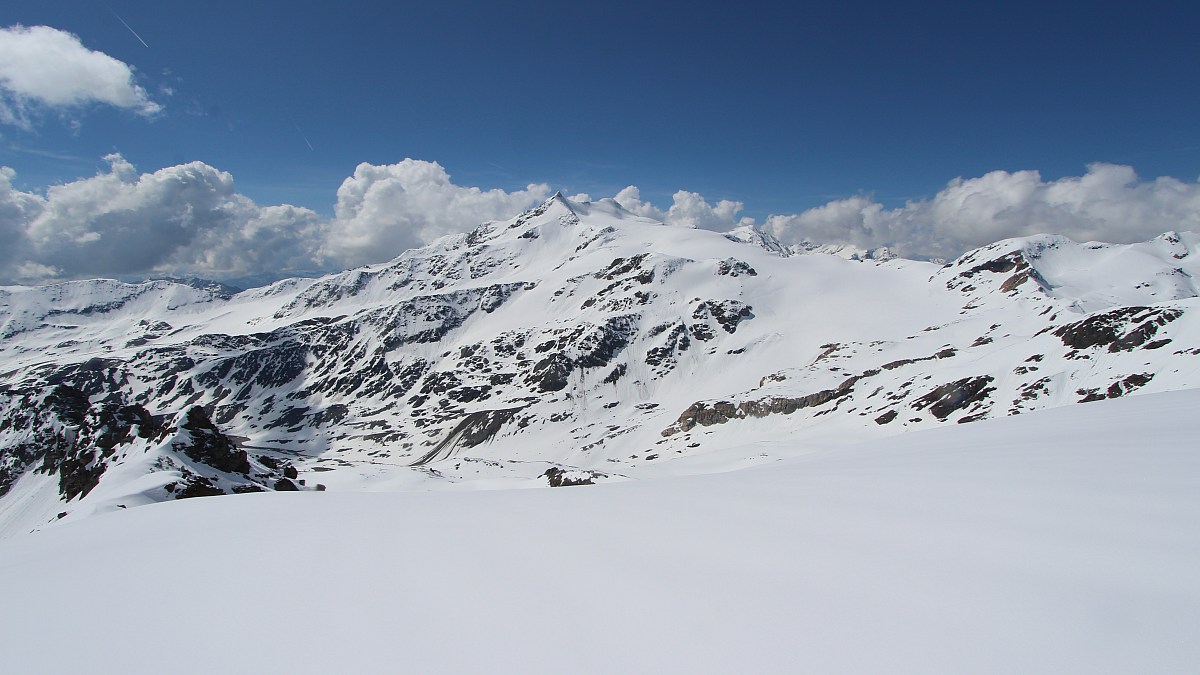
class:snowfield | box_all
[2,389,1196,674]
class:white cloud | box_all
[0,25,160,128]
[763,164,1200,258]
[613,186,666,221]
[613,186,751,230]
[0,155,323,284]
[0,156,553,284]
[664,190,748,230]
[615,165,1200,259]
[321,159,550,268]
[0,166,44,269]
[4,157,1199,286]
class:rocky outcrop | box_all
[663,377,858,436]
[176,407,251,475]
[912,376,996,420]
[413,407,525,465]
[1053,307,1181,352]
[542,467,606,487]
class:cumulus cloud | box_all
[0,155,323,284]
[321,159,550,268]
[664,190,750,230]
[4,157,1200,286]
[0,156,553,284]
[615,165,1200,259]
[612,186,666,221]
[613,186,751,230]
[0,25,160,128]
[0,167,44,270]
[763,164,1200,258]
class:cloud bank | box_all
[1,155,325,283]
[0,157,548,285]
[614,165,1200,259]
[2,157,1199,286]
[613,186,752,231]
[0,25,160,128]
[759,164,1200,259]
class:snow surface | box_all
[1,389,1197,674]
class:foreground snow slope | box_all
[2,389,1196,674]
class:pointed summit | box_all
[548,191,579,214]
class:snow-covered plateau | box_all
[1,194,1198,671]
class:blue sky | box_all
[4,0,1197,212]
[1,0,1199,283]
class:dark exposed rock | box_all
[692,300,754,334]
[574,316,638,368]
[962,252,1022,277]
[44,384,90,427]
[646,324,691,368]
[716,258,757,277]
[913,376,995,420]
[176,407,251,474]
[603,364,627,384]
[231,484,265,494]
[41,399,166,501]
[528,353,574,392]
[420,371,462,395]
[57,450,106,502]
[175,473,225,499]
[413,407,525,465]
[1000,270,1034,293]
[1052,307,1181,351]
[543,467,602,487]
[1080,373,1154,403]
[274,478,299,491]
[881,348,957,371]
[595,254,650,281]
[663,378,857,435]
[310,404,349,427]
[874,410,898,425]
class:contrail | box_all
[287,113,314,151]
[110,8,150,48]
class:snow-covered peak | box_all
[789,240,897,262]
[724,223,791,256]
[0,277,229,342]
[938,231,1200,312]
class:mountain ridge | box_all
[2,195,1198,536]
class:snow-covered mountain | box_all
[2,194,1198,535]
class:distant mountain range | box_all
[2,194,1197,535]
